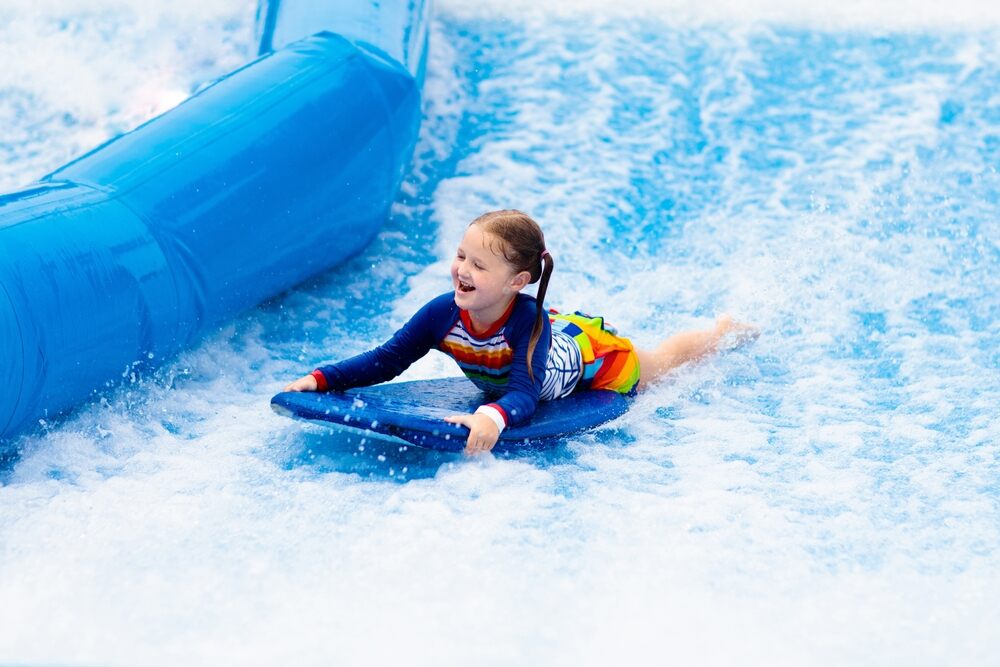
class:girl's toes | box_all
[728,322,760,347]
[716,314,759,347]
[714,313,734,334]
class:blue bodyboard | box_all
[271,378,631,452]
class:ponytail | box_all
[526,251,553,383]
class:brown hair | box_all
[471,209,554,382]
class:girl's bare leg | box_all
[635,314,758,385]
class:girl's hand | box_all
[444,412,500,455]
[283,374,319,392]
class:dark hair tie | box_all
[540,249,550,259]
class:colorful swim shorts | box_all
[548,310,641,395]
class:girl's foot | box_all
[714,314,760,350]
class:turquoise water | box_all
[1,3,998,664]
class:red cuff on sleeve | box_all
[485,402,509,426]
[311,369,328,391]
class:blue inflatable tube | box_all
[0,3,428,443]
[256,0,430,80]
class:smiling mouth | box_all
[458,280,475,292]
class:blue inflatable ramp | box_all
[271,379,632,452]
[0,0,429,446]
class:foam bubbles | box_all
[438,0,1000,29]
[0,0,255,191]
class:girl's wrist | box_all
[310,370,327,391]
[474,405,506,435]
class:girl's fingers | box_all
[466,435,495,454]
[443,415,494,454]
[444,415,478,451]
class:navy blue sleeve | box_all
[315,293,457,391]
[488,296,550,427]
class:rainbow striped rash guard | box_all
[312,292,558,429]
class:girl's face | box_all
[451,224,529,318]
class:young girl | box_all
[284,209,755,454]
